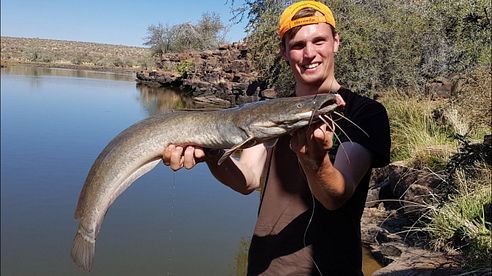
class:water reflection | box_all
[136,84,194,116]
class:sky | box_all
[1,0,249,47]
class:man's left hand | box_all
[290,121,334,166]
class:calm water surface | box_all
[1,66,380,275]
[1,66,258,275]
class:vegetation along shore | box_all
[1,0,490,274]
[1,36,152,74]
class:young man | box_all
[163,1,390,274]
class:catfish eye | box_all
[296,103,303,108]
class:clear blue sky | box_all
[1,0,248,47]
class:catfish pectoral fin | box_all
[71,231,95,272]
[218,137,256,165]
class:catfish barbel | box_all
[71,93,341,271]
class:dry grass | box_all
[425,164,491,269]
[1,36,154,70]
[449,66,492,139]
[378,90,456,161]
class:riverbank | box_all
[1,60,138,75]
[135,42,261,107]
[1,36,152,73]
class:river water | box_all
[1,66,380,275]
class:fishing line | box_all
[301,49,338,276]
[303,191,323,276]
[300,68,338,276]
[166,171,177,274]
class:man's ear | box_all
[333,33,340,53]
[280,42,289,61]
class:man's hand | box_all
[290,93,344,165]
[290,121,334,166]
[162,145,206,171]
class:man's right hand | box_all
[162,145,206,171]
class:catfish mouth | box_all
[314,98,339,116]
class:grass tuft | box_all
[379,90,456,162]
[425,164,491,268]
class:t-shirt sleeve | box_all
[338,99,391,168]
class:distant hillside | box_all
[1,36,154,71]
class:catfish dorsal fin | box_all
[218,136,256,165]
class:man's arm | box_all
[205,144,267,194]
[291,123,372,210]
[162,144,267,195]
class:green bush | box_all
[177,59,193,78]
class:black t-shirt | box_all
[247,88,391,275]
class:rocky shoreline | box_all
[1,60,138,75]
[135,43,268,108]
[361,171,464,275]
[362,136,491,275]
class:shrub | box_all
[448,66,492,139]
[177,59,193,78]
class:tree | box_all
[197,12,227,49]
[143,12,226,56]
[143,23,173,59]
[231,0,294,96]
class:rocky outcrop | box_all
[361,163,465,275]
[363,135,492,274]
[136,43,264,107]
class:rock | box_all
[365,186,382,208]
[361,204,465,275]
[424,76,461,99]
[372,246,462,276]
[259,88,278,99]
[144,43,258,104]
[137,43,259,105]
[193,95,232,108]
[387,161,446,219]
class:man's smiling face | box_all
[281,19,340,95]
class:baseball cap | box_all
[278,1,336,40]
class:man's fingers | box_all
[290,130,307,153]
[194,147,206,161]
[170,146,184,171]
[313,124,334,150]
[162,144,174,166]
[335,94,346,107]
[313,124,329,140]
[163,145,207,171]
[183,146,196,169]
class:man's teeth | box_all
[304,63,320,69]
